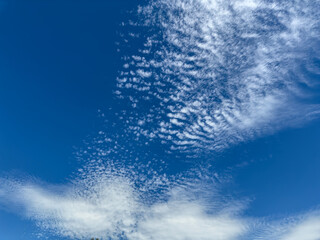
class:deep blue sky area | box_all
[0,0,140,180]
[217,120,320,217]
[0,0,320,239]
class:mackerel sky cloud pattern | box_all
[0,0,320,239]
[117,0,320,153]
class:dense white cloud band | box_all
[1,170,320,239]
[0,173,246,239]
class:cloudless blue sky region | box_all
[0,0,320,239]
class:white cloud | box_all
[131,200,246,240]
[2,169,320,240]
[1,1,320,239]
[0,175,139,239]
[117,0,320,153]
[3,166,320,240]
[0,172,249,240]
[280,215,320,240]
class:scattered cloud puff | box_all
[1,168,320,240]
[117,0,320,154]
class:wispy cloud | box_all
[0,170,248,239]
[0,175,139,239]
[249,211,320,240]
[1,168,320,240]
[117,0,320,153]
[1,1,319,239]
[280,215,320,240]
[132,198,246,240]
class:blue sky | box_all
[0,0,320,239]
